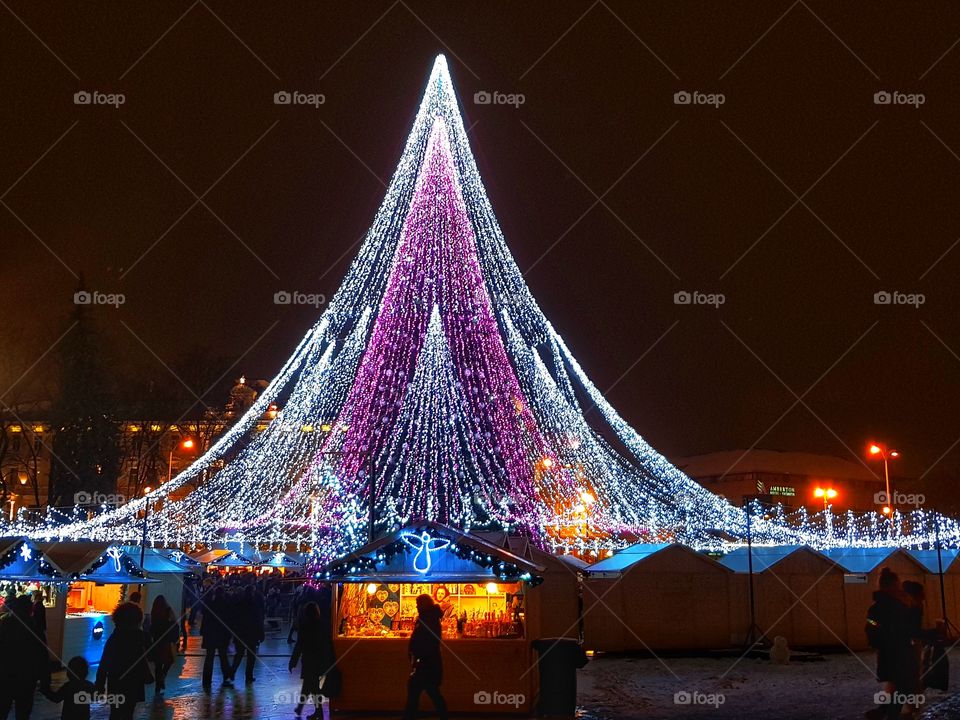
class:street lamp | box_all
[167,437,196,482]
[867,443,899,512]
[813,487,837,512]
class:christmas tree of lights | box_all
[23,56,959,555]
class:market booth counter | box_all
[320,521,545,714]
[38,542,155,667]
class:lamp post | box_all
[868,443,899,538]
[140,485,152,568]
[813,487,837,513]
[168,437,196,483]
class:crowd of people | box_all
[0,572,298,720]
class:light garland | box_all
[12,55,958,555]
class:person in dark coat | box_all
[31,590,47,642]
[95,601,151,720]
[0,595,51,719]
[865,568,914,720]
[289,601,335,720]
[200,585,232,690]
[229,585,265,684]
[148,595,179,693]
[403,594,448,720]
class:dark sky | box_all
[1,2,958,480]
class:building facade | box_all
[672,449,890,513]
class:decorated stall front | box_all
[257,549,303,575]
[0,537,61,655]
[38,542,155,666]
[319,521,544,714]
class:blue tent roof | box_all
[0,537,59,581]
[37,542,155,584]
[119,547,192,574]
[718,545,810,573]
[586,543,672,573]
[908,549,960,573]
[210,550,258,567]
[257,550,303,568]
[160,549,202,569]
[819,547,918,574]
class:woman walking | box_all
[403,594,448,720]
[149,595,178,693]
[289,601,335,719]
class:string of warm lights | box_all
[12,55,958,556]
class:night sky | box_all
[2,2,959,480]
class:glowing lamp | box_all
[869,444,881,455]
[485,582,498,594]
[366,583,377,595]
[882,506,891,515]
[182,439,195,450]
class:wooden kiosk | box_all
[320,521,545,715]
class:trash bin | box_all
[531,637,588,717]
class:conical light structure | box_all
[25,56,955,555]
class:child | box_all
[43,656,96,720]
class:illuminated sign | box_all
[105,547,123,572]
[19,544,31,563]
[770,486,796,497]
[401,531,451,574]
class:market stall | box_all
[38,542,155,666]
[722,545,847,648]
[319,521,544,714]
[161,548,203,572]
[584,543,734,650]
[256,549,303,575]
[120,546,194,621]
[820,547,928,650]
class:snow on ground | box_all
[577,650,960,719]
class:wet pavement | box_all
[30,625,522,720]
